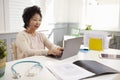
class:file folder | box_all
[73,60,119,79]
[89,38,103,51]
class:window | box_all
[8,0,33,32]
[4,0,54,32]
[81,0,120,31]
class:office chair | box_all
[109,35,120,49]
[10,42,17,60]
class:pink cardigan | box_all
[16,31,59,59]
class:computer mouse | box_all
[83,49,89,51]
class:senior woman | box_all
[16,5,63,59]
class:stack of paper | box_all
[100,49,120,59]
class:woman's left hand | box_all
[57,47,64,51]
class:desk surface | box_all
[3,49,120,80]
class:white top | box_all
[16,31,59,59]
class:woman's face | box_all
[28,13,42,31]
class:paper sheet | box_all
[46,62,95,80]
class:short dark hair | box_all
[22,5,42,29]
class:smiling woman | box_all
[22,5,42,33]
[15,5,63,59]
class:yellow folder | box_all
[89,38,103,51]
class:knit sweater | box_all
[16,31,59,59]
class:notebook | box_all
[73,60,119,79]
[47,37,83,60]
[46,60,119,80]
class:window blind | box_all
[8,0,34,32]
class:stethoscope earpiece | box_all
[12,73,21,79]
[26,73,35,77]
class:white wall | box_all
[68,0,83,23]
[54,0,69,23]
[0,0,5,32]
[54,0,83,23]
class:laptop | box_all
[47,37,83,60]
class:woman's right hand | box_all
[48,49,63,57]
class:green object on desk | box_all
[71,28,80,37]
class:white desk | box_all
[2,49,120,80]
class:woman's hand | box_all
[48,47,64,57]
[57,47,64,51]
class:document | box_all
[45,61,95,80]
[84,31,108,50]
[46,60,119,80]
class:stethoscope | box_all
[11,60,43,79]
